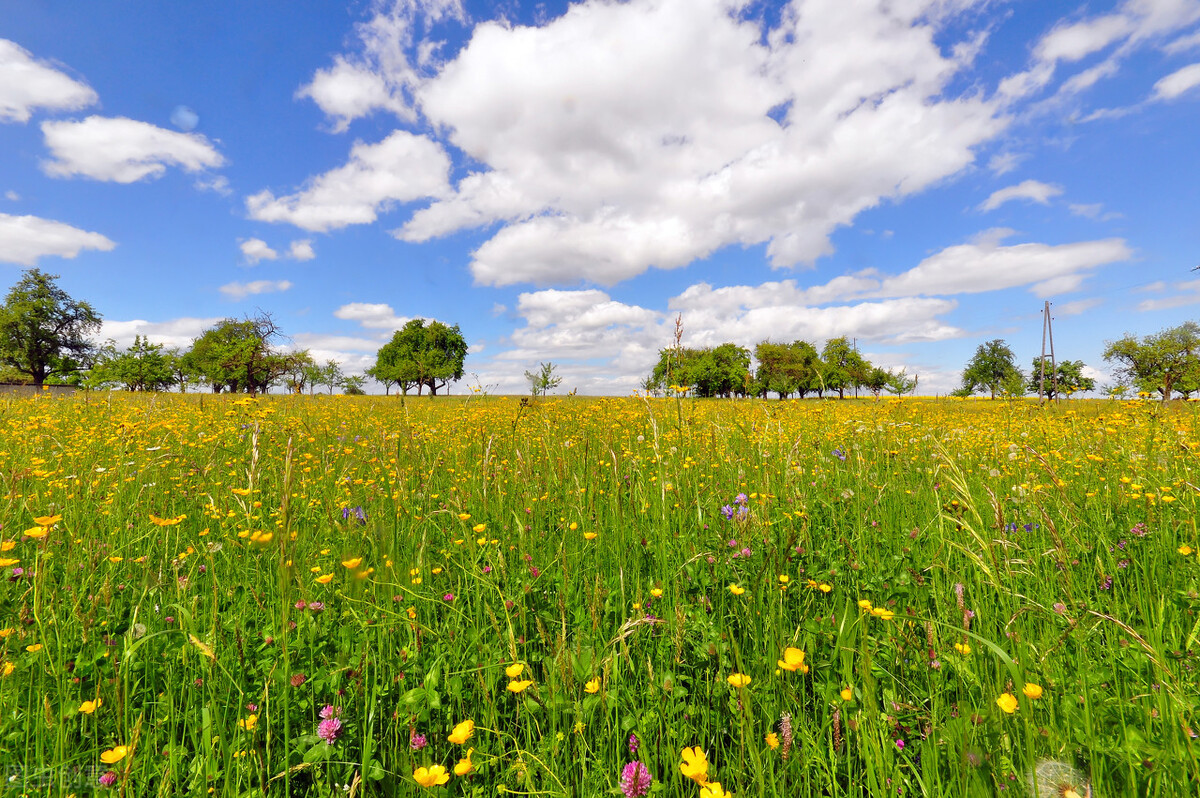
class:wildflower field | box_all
[0,393,1197,797]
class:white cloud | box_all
[879,233,1132,298]
[0,212,115,266]
[987,152,1024,175]
[1164,28,1200,53]
[333,302,409,330]
[3,191,17,201]
[287,239,316,261]
[99,316,224,349]
[0,39,97,123]
[41,116,225,183]
[1055,297,1103,315]
[380,0,1005,286]
[1137,278,1200,311]
[979,179,1064,211]
[297,0,467,131]
[292,332,384,352]
[1152,62,1200,99]
[219,279,293,300]
[245,130,451,231]
[240,238,278,264]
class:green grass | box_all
[0,393,1196,796]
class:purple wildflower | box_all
[410,729,427,750]
[319,704,340,719]
[620,761,652,798]
[734,493,748,506]
[721,505,735,520]
[443,593,455,602]
[832,448,846,461]
[628,732,639,755]
[308,601,325,613]
[99,771,118,788]
[317,717,343,745]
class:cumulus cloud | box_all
[1152,62,1200,99]
[1055,297,1104,315]
[0,39,97,123]
[0,212,115,266]
[245,130,451,231]
[1137,278,1200,311]
[219,279,293,301]
[333,302,409,330]
[389,0,1003,286]
[878,232,1132,298]
[240,238,278,264]
[979,179,1064,211]
[99,317,224,349]
[287,239,316,261]
[41,116,225,182]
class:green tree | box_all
[648,343,750,398]
[1103,322,1200,400]
[884,368,918,396]
[317,359,343,394]
[959,339,1022,399]
[821,337,866,399]
[371,319,468,396]
[89,336,177,391]
[0,269,101,386]
[281,350,316,394]
[342,374,366,395]
[1027,358,1096,399]
[181,313,291,394]
[754,340,822,399]
[525,361,562,396]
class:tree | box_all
[821,337,867,399]
[1104,322,1200,400]
[371,319,468,396]
[754,340,822,399]
[648,343,751,398]
[1027,357,1095,399]
[89,336,177,391]
[884,368,918,397]
[315,359,343,394]
[525,361,562,396]
[342,375,366,395]
[281,350,316,394]
[0,269,101,386]
[959,339,1022,399]
[181,313,292,394]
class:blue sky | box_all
[2,0,1198,394]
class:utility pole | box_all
[1038,301,1059,402]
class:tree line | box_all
[1,268,1197,399]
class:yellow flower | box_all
[872,607,895,621]
[0,540,14,551]
[700,780,729,798]
[1178,544,1194,556]
[315,573,334,584]
[650,588,663,598]
[507,680,533,693]
[239,714,258,731]
[1,661,13,677]
[505,663,524,679]
[24,526,49,539]
[413,764,450,788]
[79,698,102,714]
[342,557,363,569]
[857,599,873,611]
[954,643,971,656]
[472,523,487,534]
[26,644,42,653]
[148,514,185,526]
[457,513,471,521]
[728,583,745,595]
[0,558,18,567]
[679,746,709,785]
[1022,682,1043,700]
[454,749,474,776]
[33,515,62,526]
[996,693,1019,714]
[100,746,128,764]
[777,647,808,673]
[840,686,853,702]
[778,574,789,585]
[817,583,832,593]
[583,531,598,540]
[448,719,475,745]
[765,732,779,749]
[727,673,752,688]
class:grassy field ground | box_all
[0,393,1196,796]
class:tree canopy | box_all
[1104,322,1200,400]
[181,314,297,394]
[89,336,177,391]
[369,319,467,396]
[0,269,101,386]
[649,343,751,398]
[957,339,1023,399]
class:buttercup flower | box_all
[996,693,1019,714]
[727,673,752,688]
[728,584,745,595]
[413,764,450,788]
[507,680,533,693]
[79,698,102,714]
[765,732,779,749]
[505,663,524,678]
[700,781,730,798]
[1023,683,1044,700]
[100,746,128,764]
[584,677,600,694]
[454,749,474,776]
[679,746,709,784]
[448,719,475,745]
[777,647,808,673]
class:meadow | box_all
[0,392,1196,797]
